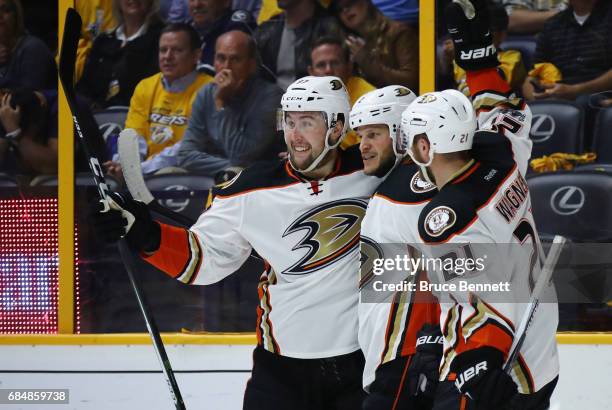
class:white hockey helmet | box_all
[349,85,417,159]
[280,76,351,172]
[401,89,477,167]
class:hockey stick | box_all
[118,129,195,226]
[60,9,186,410]
[503,235,566,373]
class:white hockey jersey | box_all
[144,146,383,358]
[417,69,559,393]
[359,160,440,389]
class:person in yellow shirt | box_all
[307,36,375,148]
[104,23,213,180]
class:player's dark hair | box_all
[161,23,202,50]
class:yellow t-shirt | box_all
[454,50,527,96]
[341,76,377,149]
[257,0,332,24]
[75,0,115,81]
[125,72,213,158]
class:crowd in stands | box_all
[0,0,57,176]
[70,0,424,184]
[1,0,611,184]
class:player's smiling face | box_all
[358,124,395,176]
[284,111,329,170]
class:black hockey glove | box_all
[407,323,444,406]
[90,192,161,253]
[445,0,498,71]
[451,346,517,410]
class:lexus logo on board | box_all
[550,186,585,215]
[530,114,555,143]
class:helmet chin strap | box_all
[288,127,342,174]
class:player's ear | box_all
[330,114,345,143]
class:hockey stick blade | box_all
[452,0,476,19]
[503,235,566,373]
[118,129,155,204]
[118,129,195,227]
[60,9,186,410]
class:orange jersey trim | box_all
[466,68,511,96]
[143,222,200,280]
[374,193,431,206]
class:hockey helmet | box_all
[401,89,477,166]
[349,85,417,159]
[280,76,351,172]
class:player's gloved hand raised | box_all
[90,192,161,253]
[451,346,517,410]
[445,0,498,71]
[407,323,444,406]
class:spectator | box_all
[0,0,56,90]
[254,0,344,90]
[333,0,419,90]
[178,30,283,177]
[104,23,213,181]
[77,0,164,109]
[170,0,262,23]
[307,36,374,147]
[493,0,568,34]
[522,0,612,102]
[442,4,526,96]
[0,88,57,175]
[75,0,115,81]
[182,0,256,75]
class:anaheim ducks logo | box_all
[410,171,436,194]
[418,94,437,104]
[330,79,344,90]
[283,199,367,275]
[359,235,384,289]
[394,87,411,97]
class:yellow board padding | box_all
[419,0,436,94]
[58,0,75,335]
[0,333,257,345]
[0,332,610,345]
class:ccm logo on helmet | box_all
[460,45,496,61]
[455,361,488,391]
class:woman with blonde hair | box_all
[77,0,164,108]
[0,0,56,89]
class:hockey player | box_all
[352,86,443,410]
[92,75,383,409]
[400,1,559,409]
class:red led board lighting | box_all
[0,198,79,334]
